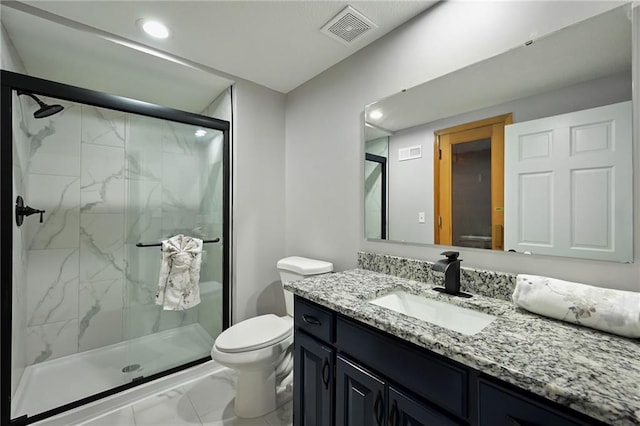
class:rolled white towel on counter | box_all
[512,274,640,338]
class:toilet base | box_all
[234,368,276,418]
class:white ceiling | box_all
[1,1,437,112]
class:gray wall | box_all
[388,126,434,244]
[232,79,286,322]
[285,1,640,291]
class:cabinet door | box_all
[336,355,386,426]
[388,386,460,426]
[294,331,334,426]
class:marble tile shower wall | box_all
[357,251,517,301]
[18,97,221,366]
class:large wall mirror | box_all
[364,4,634,263]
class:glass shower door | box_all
[123,115,226,379]
[3,70,230,425]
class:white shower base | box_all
[12,323,214,420]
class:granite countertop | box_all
[284,269,640,425]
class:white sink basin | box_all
[368,290,496,336]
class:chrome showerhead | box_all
[17,90,64,119]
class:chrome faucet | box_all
[432,251,469,297]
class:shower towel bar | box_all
[136,238,220,248]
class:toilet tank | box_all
[277,256,333,316]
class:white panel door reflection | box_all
[504,101,632,262]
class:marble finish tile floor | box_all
[80,369,292,426]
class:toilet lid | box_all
[277,256,333,275]
[215,314,292,353]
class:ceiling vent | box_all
[321,6,377,45]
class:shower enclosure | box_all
[1,70,231,425]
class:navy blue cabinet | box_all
[293,296,603,426]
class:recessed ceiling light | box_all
[138,19,170,39]
[369,109,383,120]
[195,129,207,137]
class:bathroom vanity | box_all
[287,268,640,426]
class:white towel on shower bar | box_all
[155,235,203,311]
[512,274,640,338]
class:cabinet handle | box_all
[506,415,535,426]
[389,399,399,426]
[321,359,330,389]
[302,314,321,326]
[373,390,384,426]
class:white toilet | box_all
[211,256,333,418]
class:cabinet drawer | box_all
[337,317,468,419]
[294,296,334,343]
[478,379,590,426]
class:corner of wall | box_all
[1,22,27,74]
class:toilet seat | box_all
[215,314,292,353]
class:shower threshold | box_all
[11,323,214,421]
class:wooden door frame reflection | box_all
[434,113,512,250]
